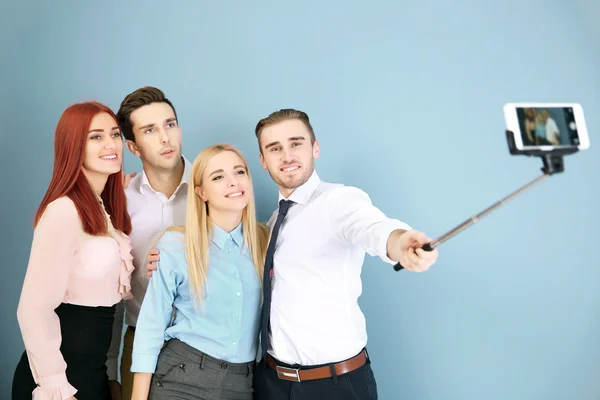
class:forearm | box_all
[131,373,152,400]
[386,229,408,262]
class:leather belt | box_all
[267,349,368,382]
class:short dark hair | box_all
[254,109,315,150]
[116,86,177,142]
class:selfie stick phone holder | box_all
[393,130,578,271]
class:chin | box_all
[225,197,251,210]
[214,205,248,216]
[279,175,304,189]
[90,166,121,176]
[162,151,181,163]
[232,201,250,212]
[106,167,122,175]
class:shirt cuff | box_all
[32,372,77,400]
[106,357,118,381]
[377,219,412,265]
[130,352,159,374]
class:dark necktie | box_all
[260,199,294,362]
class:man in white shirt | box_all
[253,109,439,399]
[542,110,561,146]
[106,86,190,400]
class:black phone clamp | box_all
[393,130,578,271]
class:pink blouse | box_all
[16,196,134,400]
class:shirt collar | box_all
[139,155,192,195]
[278,170,321,206]
[210,220,244,250]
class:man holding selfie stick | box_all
[251,109,439,400]
[251,103,589,399]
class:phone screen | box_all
[516,107,580,148]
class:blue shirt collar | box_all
[210,220,244,250]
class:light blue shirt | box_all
[535,123,546,140]
[130,223,262,373]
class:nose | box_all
[226,175,238,187]
[281,146,292,162]
[160,128,171,144]
[103,136,116,150]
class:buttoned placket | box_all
[225,233,244,353]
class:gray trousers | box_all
[149,339,255,400]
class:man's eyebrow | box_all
[138,123,156,131]
[264,136,306,149]
[264,141,281,149]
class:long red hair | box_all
[34,101,132,236]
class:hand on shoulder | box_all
[145,229,184,277]
[122,171,137,189]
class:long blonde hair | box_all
[168,144,269,305]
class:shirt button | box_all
[226,248,232,252]
[236,292,241,297]
[235,317,240,322]
[233,342,237,347]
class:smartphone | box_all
[503,103,590,151]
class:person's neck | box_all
[278,168,315,199]
[83,170,108,196]
[144,157,185,198]
[279,187,295,199]
[208,209,243,233]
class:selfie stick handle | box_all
[393,151,564,271]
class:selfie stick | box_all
[393,130,578,271]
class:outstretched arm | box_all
[328,186,438,272]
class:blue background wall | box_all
[1,1,599,398]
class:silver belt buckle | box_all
[276,366,301,382]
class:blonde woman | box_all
[129,144,268,399]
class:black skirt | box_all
[12,302,116,400]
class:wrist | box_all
[386,229,408,262]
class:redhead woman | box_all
[12,102,134,400]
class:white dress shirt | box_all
[545,117,560,144]
[266,170,411,366]
[106,157,191,380]
[124,156,191,328]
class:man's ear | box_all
[259,151,267,170]
[312,140,320,160]
[126,140,141,157]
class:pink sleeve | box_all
[17,197,80,400]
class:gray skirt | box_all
[149,339,255,400]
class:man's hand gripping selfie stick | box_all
[393,130,578,271]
